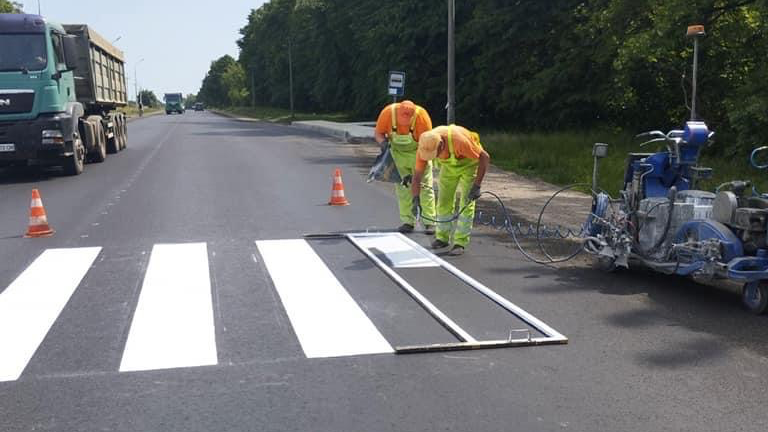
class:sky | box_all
[22,0,268,100]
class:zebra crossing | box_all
[0,236,442,383]
[0,235,564,383]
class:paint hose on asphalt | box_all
[416,184,592,265]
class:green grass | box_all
[118,106,163,118]
[219,106,354,123]
[481,129,768,196]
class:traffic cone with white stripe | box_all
[24,189,55,238]
[329,168,350,206]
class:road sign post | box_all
[388,71,405,103]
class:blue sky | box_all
[22,0,267,100]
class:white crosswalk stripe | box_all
[0,247,102,382]
[257,239,393,358]
[119,243,218,373]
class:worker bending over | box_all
[411,125,490,256]
[374,100,437,234]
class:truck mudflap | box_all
[0,113,75,166]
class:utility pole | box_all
[446,0,455,124]
[134,58,145,116]
[251,68,256,108]
[288,39,294,122]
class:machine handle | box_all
[750,146,768,170]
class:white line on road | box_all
[257,239,393,358]
[353,234,440,268]
[0,247,102,382]
[119,243,218,372]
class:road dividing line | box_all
[119,243,217,372]
[0,247,102,382]
[257,239,393,358]
[353,234,439,268]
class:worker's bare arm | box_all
[475,150,490,186]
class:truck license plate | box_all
[0,143,15,152]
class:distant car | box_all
[193,103,204,111]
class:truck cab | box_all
[0,14,81,170]
[0,14,127,175]
[164,93,184,114]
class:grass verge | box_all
[119,106,163,118]
[218,106,353,123]
[481,129,768,197]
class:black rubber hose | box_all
[418,185,589,265]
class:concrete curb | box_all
[292,121,376,144]
[210,110,261,123]
[210,110,376,144]
[291,122,351,141]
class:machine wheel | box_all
[742,281,768,315]
[596,256,618,273]
[63,137,85,176]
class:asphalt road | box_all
[0,112,767,432]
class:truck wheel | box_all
[91,122,107,163]
[120,119,127,150]
[742,281,768,315]
[63,138,85,176]
[106,132,119,154]
[117,126,125,150]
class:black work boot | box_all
[431,239,449,249]
[448,245,465,256]
[424,225,436,235]
[398,223,415,234]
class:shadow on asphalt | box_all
[0,167,59,185]
[465,225,768,368]
[302,155,371,169]
[544,263,767,365]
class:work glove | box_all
[401,174,413,188]
[411,196,421,218]
[468,184,482,201]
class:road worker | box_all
[410,125,490,256]
[374,100,436,234]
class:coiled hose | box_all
[417,184,592,265]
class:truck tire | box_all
[90,121,107,163]
[121,120,128,149]
[106,133,119,154]
[116,125,125,151]
[63,137,85,176]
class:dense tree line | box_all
[0,1,22,13]
[198,0,768,152]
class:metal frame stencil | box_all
[307,232,568,353]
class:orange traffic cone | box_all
[329,168,350,206]
[24,189,55,238]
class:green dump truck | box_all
[0,14,128,175]
[164,93,184,114]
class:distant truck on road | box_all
[164,93,184,114]
[0,14,128,175]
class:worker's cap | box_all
[417,130,441,161]
[396,100,416,123]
